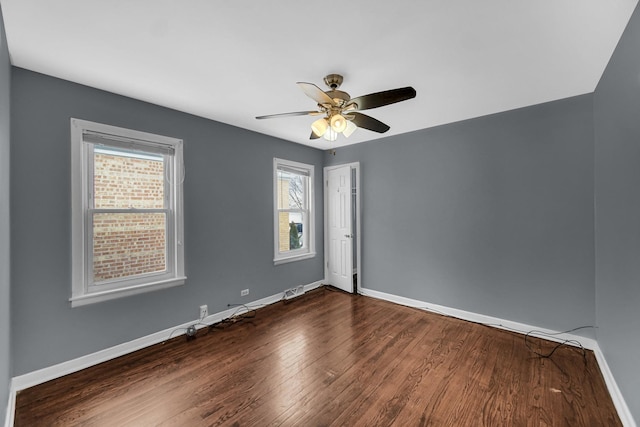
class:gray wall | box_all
[594,2,640,422]
[326,95,596,335]
[0,5,11,423]
[10,68,324,375]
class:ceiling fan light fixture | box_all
[324,128,338,141]
[330,114,348,133]
[343,120,357,138]
[343,102,357,112]
[311,118,328,137]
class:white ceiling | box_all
[1,1,637,149]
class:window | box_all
[71,119,185,306]
[274,158,315,264]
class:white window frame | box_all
[70,118,185,307]
[273,158,315,265]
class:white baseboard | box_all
[4,384,15,427]
[360,288,598,347]
[360,287,635,427]
[592,344,636,427]
[6,280,324,426]
[360,288,597,350]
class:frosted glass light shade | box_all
[324,128,338,141]
[343,120,357,138]
[311,118,328,137]
[330,114,348,133]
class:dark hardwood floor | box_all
[14,287,621,426]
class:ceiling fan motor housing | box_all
[326,90,351,108]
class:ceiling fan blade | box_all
[255,111,323,119]
[350,112,390,133]
[310,131,320,140]
[349,87,416,111]
[297,82,336,106]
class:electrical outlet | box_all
[199,304,208,319]
[241,289,249,297]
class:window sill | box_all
[274,252,316,266]
[70,276,186,307]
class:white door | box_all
[327,165,353,293]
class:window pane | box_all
[273,158,314,264]
[94,148,164,209]
[93,212,166,282]
[277,169,306,210]
[278,212,304,252]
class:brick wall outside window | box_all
[92,152,166,282]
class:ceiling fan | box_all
[255,74,416,141]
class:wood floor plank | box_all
[14,287,622,426]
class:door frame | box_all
[323,162,361,293]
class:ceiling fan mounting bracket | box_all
[324,74,344,90]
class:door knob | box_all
[344,234,353,238]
